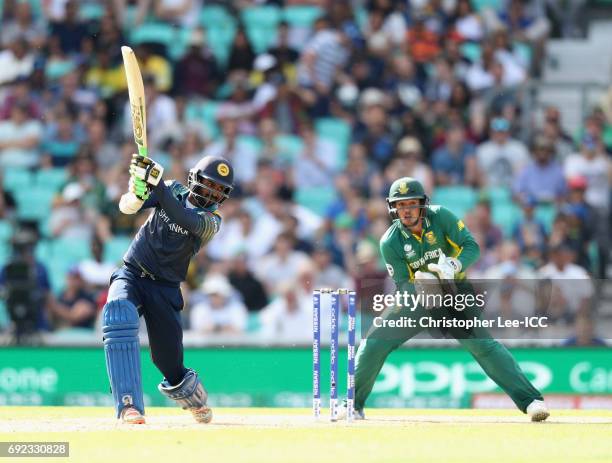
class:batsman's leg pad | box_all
[158,369,208,409]
[102,299,144,417]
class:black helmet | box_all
[188,156,234,208]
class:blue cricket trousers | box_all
[106,264,187,385]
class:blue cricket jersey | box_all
[123,180,221,284]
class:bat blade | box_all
[121,45,148,157]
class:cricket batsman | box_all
[102,154,233,424]
[341,177,549,422]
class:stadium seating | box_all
[103,236,132,265]
[35,239,53,263]
[51,238,91,262]
[0,300,7,330]
[38,216,54,239]
[0,220,12,242]
[315,118,351,168]
[200,5,234,29]
[14,187,57,222]
[534,203,557,234]
[282,5,323,27]
[460,42,482,62]
[169,27,193,61]
[483,186,512,204]
[130,22,176,49]
[199,5,237,66]
[247,313,261,333]
[184,100,220,139]
[431,186,477,219]
[35,168,68,192]
[242,6,282,53]
[3,167,33,193]
[237,135,264,155]
[514,42,533,68]
[354,7,369,29]
[492,202,523,237]
[246,25,279,54]
[16,0,43,19]
[120,4,140,29]
[603,125,612,149]
[275,134,305,164]
[0,0,605,340]
[79,2,104,21]
[0,241,9,267]
[206,24,237,68]
[46,238,92,293]
[241,5,281,29]
[588,241,600,275]
[283,5,323,51]
[471,0,504,12]
[295,185,338,216]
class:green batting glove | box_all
[130,176,151,200]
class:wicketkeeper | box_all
[102,154,233,424]
[341,177,549,422]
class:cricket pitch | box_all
[2,407,611,462]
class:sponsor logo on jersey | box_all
[208,214,219,233]
[159,209,189,235]
[386,264,394,277]
[425,231,436,244]
[404,243,416,258]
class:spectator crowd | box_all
[0,0,609,344]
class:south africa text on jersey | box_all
[408,248,443,269]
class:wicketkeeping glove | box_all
[427,252,462,281]
[129,154,164,187]
[414,271,443,310]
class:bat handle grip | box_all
[138,145,148,158]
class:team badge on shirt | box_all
[218,163,230,176]
[425,231,436,244]
[457,220,465,231]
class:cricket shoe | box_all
[120,405,145,424]
[526,399,550,422]
[190,405,213,424]
[336,402,365,421]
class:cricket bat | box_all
[121,46,149,202]
[121,45,147,158]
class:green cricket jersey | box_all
[380,205,480,291]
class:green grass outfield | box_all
[2,407,612,463]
